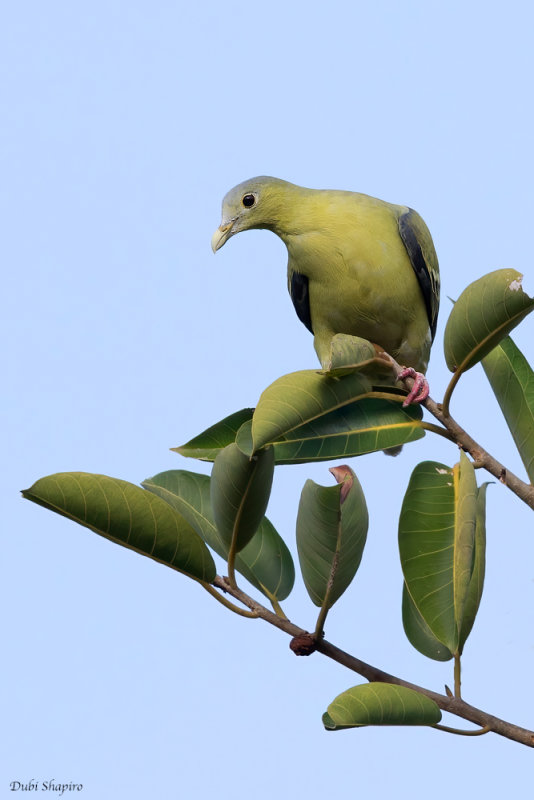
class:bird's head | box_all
[211,176,296,252]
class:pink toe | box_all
[399,369,429,406]
[397,367,416,381]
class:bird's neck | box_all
[267,188,327,241]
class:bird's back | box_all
[279,188,437,371]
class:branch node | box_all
[289,633,318,656]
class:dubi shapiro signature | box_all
[9,780,83,795]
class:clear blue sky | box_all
[4,2,534,798]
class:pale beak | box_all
[211,220,236,252]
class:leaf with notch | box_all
[443,269,534,375]
[296,466,368,610]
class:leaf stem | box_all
[225,458,264,589]
[420,421,455,442]
[442,370,462,418]
[432,723,490,736]
[226,543,237,589]
[314,603,330,640]
[454,653,462,699]
[201,581,259,618]
[269,596,289,619]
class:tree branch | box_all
[212,575,534,749]
[390,361,534,510]
[423,393,534,510]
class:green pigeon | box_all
[212,176,439,404]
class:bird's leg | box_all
[396,366,429,407]
[372,346,430,407]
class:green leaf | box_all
[402,584,453,662]
[324,333,378,370]
[183,370,423,466]
[398,457,478,654]
[458,483,489,652]
[296,466,368,609]
[269,398,424,462]
[210,443,275,552]
[323,683,441,729]
[252,369,372,452]
[22,472,216,583]
[173,408,254,461]
[319,334,397,380]
[235,419,254,456]
[453,452,478,630]
[443,269,534,374]
[142,470,294,600]
[251,369,424,461]
[482,336,534,482]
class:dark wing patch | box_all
[398,209,440,341]
[289,270,314,333]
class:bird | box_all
[212,176,439,404]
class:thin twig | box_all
[212,575,534,749]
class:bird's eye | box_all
[242,194,256,208]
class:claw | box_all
[397,367,429,406]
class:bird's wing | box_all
[398,209,440,341]
[288,270,314,333]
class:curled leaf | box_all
[210,444,275,552]
[458,483,488,652]
[399,456,482,655]
[323,683,441,729]
[296,466,367,609]
[320,334,396,381]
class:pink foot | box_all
[397,367,429,407]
